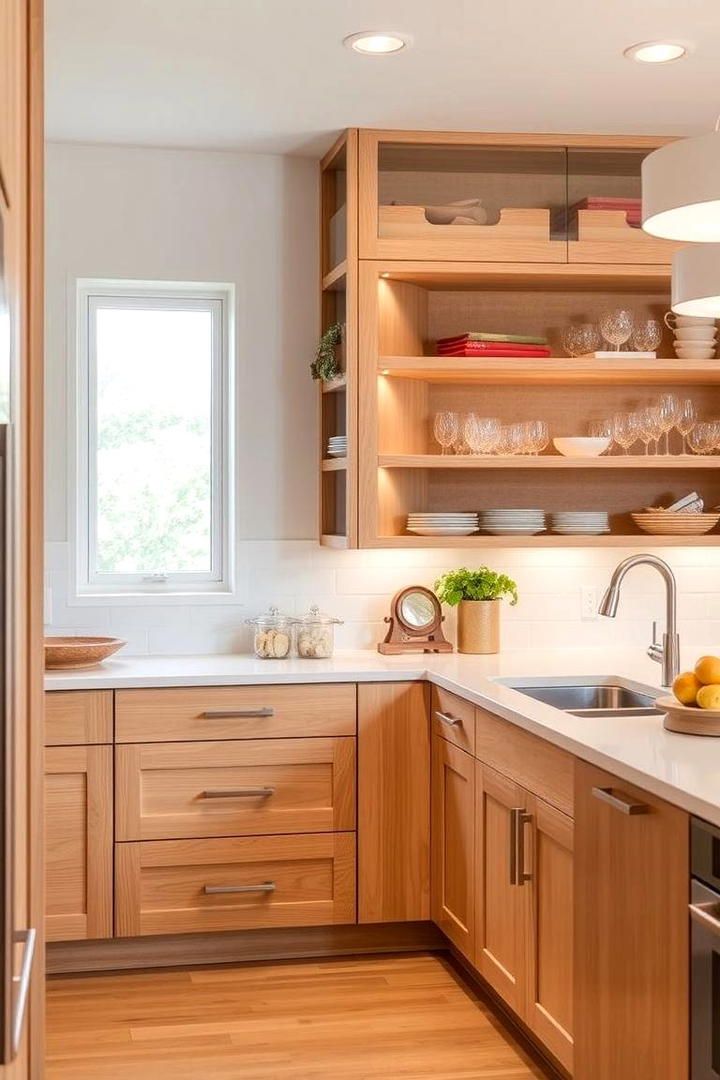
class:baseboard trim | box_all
[46,921,445,975]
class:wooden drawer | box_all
[474,706,573,817]
[115,684,356,743]
[431,685,475,755]
[116,737,356,841]
[115,832,356,937]
[45,690,113,746]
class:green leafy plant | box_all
[434,566,518,607]
[311,323,343,381]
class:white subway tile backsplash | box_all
[43,539,720,656]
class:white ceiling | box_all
[46,0,720,155]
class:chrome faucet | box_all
[598,554,680,687]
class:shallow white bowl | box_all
[674,328,718,341]
[552,436,611,457]
[675,347,717,360]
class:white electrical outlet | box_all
[581,585,598,621]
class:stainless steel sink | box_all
[499,678,661,717]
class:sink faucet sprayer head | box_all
[598,586,619,618]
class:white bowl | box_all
[674,328,718,341]
[552,436,611,457]
[675,347,717,359]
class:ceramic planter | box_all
[457,599,501,654]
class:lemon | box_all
[697,685,720,710]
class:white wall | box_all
[45,142,720,655]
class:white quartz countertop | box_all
[45,647,720,827]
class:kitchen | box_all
[3,1,720,1078]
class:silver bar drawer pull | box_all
[200,787,275,799]
[435,710,461,727]
[202,707,274,719]
[592,786,649,815]
[203,882,276,895]
[12,928,36,1055]
[690,900,720,939]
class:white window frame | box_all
[71,279,235,601]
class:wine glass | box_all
[561,325,583,358]
[599,309,634,352]
[676,398,696,454]
[638,405,664,455]
[433,411,459,454]
[464,414,501,455]
[588,419,613,453]
[631,318,663,353]
[527,420,549,455]
[655,394,681,455]
[688,421,716,455]
[574,323,602,356]
[613,411,640,455]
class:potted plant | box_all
[434,566,518,654]
[311,322,344,381]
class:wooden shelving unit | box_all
[319,128,720,549]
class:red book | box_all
[437,347,550,358]
[437,342,550,355]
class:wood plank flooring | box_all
[46,952,551,1079]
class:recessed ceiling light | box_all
[624,40,688,64]
[343,31,409,55]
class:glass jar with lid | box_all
[295,605,343,659]
[245,606,295,659]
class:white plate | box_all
[408,527,478,536]
[481,527,546,535]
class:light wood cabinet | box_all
[524,795,574,1072]
[431,685,475,756]
[431,734,474,959]
[357,682,430,923]
[115,832,356,937]
[574,761,688,1080]
[116,737,356,841]
[45,690,113,746]
[45,745,113,942]
[474,762,526,1013]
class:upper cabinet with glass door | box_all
[358,131,682,265]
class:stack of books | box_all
[572,195,642,228]
[436,333,550,358]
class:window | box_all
[74,280,234,597]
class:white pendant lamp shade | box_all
[672,244,720,317]
[642,132,720,242]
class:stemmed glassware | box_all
[630,318,663,353]
[676,399,696,454]
[613,412,640,455]
[599,309,634,351]
[656,394,681,455]
[433,411,460,454]
[688,422,717,455]
[463,414,501,455]
[562,324,602,358]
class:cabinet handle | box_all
[435,710,461,727]
[690,900,720,939]
[200,787,275,799]
[509,808,532,886]
[592,786,649,815]
[203,882,276,895]
[202,708,274,719]
[11,928,36,1055]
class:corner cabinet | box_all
[318,127,720,551]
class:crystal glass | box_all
[631,318,663,353]
[562,323,600,357]
[497,424,523,456]
[508,423,527,455]
[638,405,664,454]
[655,393,681,454]
[688,421,716,455]
[433,411,459,454]
[599,308,634,351]
[526,419,549,455]
[613,411,640,455]
[676,398,696,454]
[463,414,501,455]
[588,419,613,452]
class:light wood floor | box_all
[46,952,551,1080]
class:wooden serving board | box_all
[656,695,720,736]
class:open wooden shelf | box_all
[320,534,349,549]
[372,533,720,549]
[373,261,670,291]
[322,457,347,472]
[379,454,720,470]
[379,356,720,386]
[322,261,347,291]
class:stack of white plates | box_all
[407,512,479,536]
[479,509,545,535]
[327,436,347,458]
[550,511,610,535]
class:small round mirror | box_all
[399,589,436,630]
